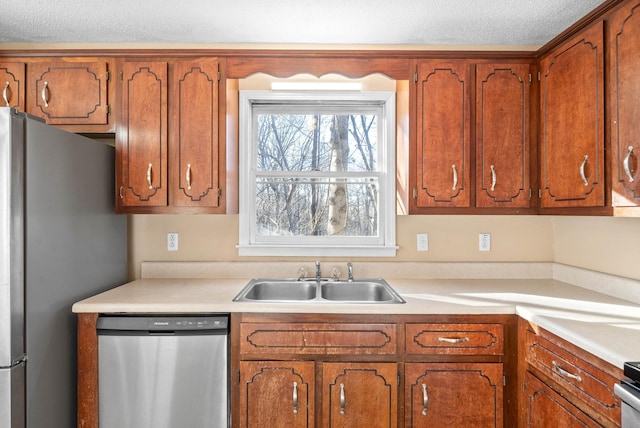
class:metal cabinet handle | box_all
[438,336,470,344]
[579,155,589,187]
[623,146,635,183]
[552,361,582,382]
[146,163,153,189]
[2,81,9,106]
[340,383,345,415]
[421,384,428,415]
[293,381,298,414]
[452,164,458,190]
[186,164,192,190]
[490,165,496,191]
[41,81,49,108]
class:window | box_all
[238,90,396,256]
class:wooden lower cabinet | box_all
[523,371,601,427]
[405,362,503,428]
[323,362,398,428]
[239,361,315,428]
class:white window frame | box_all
[238,90,397,257]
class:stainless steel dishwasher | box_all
[97,315,229,428]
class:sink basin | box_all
[238,280,317,301]
[320,281,403,303]
[233,278,405,304]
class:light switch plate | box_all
[479,233,491,252]
[417,233,429,251]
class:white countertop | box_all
[72,276,640,369]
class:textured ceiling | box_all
[0,0,607,47]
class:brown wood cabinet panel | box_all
[523,371,601,428]
[0,62,25,110]
[238,361,315,428]
[414,62,471,208]
[405,362,503,427]
[26,60,109,126]
[609,0,640,207]
[118,61,168,208]
[406,323,504,355]
[169,58,221,207]
[239,322,396,355]
[539,22,605,208]
[524,325,621,426]
[322,362,398,428]
[476,63,532,208]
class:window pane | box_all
[256,113,377,173]
[255,178,379,237]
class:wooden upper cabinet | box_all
[413,62,471,209]
[169,59,220,207]
[118,61,169,208]
[26,59,110,129]
[476,63,532,208]
[539,22,605,208]
[0,62,25,111]
[609,0,640,208]
[322,362,398,428]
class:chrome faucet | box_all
[315,261,321,280]
[347,262,354,282]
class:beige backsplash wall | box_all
[128,214,554,279]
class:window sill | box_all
[237,244,398,257]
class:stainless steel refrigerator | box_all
[0,107,127,428]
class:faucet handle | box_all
[347,262,354,282]
[331,267,341,280]
[297,266,307,280]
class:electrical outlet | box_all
[417,233,429,251]
[167,233,179,251]
[479,233,491,252]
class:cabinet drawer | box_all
[406,323,503,355]
[240,322,396,355]
[525,327,621,425]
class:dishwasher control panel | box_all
[148,316,227,331]
[97,315,229,333]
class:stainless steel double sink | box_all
[232,278,405,304]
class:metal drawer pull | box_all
[41,81,49,108]
[3,81,9,106]
[340,383,345,415]
[186,164,192,189]
[421,383,428,415]
[146,163,153,189]
[292,381,298,414]
[579,155,589,187]
[552,361,582,382]
[490,165,496,191]
[438,336,470,344]
[624,146,635,183]
[452,164,458,190]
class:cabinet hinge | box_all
[398,373,401,386]
[413,71,418,83]
[538,189,542,199]
[528,73,532,84]
[503,373,506,387]
[218,71,222,82]
[119,186,123,199]
[522,380,526,392]
[105,70,110,82]
[217,188,222,198]
[120,71,123,82]
[412,187,417,199]
[528,188,532,200]
[537,71,541,81]
[106,104,111,115]
[237,370,241,383]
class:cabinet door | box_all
[118,61,168,208]
[323,362,398,428]
[539,23,605,208]
[26,60,109,126]
[405,362,503,428]
[609,0,640,207]
[523,371,601,428]
[169,58,221,207]
[414,62,471,208]
[239,361,315,428]
[476,63,531,208]
[0,62,25,110]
